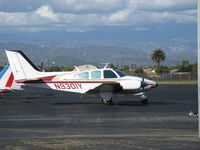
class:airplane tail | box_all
[5,50,42,81]
[0,64,14,91]
[5,50,65,82]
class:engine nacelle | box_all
[118,80,141,90]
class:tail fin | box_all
[0,64,14,91]
[5,50,41,81]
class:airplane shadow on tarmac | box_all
[117,101,178,106]
[52,102,100,105]
[52,101,177,106]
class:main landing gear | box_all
[102,98,113,105]
[100,92,114,105]
[100,85,114,105]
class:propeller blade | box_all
[141,73,145,92]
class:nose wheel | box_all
[140,95,148,105]
[141,98,148,104]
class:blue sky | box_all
[0,0,197,42]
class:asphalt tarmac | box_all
[0,85,199,150]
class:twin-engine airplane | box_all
[5,50,157,104]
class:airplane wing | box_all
[86,82,122,94]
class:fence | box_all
[129,73,197,81]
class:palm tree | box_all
[151,48,166,66]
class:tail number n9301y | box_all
[54,83,82,90]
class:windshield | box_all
[104,70,117,78]
[113,69,126,77]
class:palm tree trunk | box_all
[157,61,160,66]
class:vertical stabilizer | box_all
[0,64,12,89]
[0,64,23,92]
[5,50,41,81]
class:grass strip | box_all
[157,80,197,85]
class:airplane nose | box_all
[142,79,157,89]
[152,82,158,88]
[148,81,158,88]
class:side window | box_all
[91,71,101,79]
[104,70,117,78]
[75,72,89,79]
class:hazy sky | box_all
[0,0,197,42]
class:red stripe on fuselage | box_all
[5,73,14,87]
[30,81,115,84]
[17,80,116,84]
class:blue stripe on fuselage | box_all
[0,64,10,79]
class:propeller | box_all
[141,73,145,92]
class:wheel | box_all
[141,98,148,105]
[102,98,113,105]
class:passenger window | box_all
[104,70,117,78]
[91,71,101,79]
[75,72,89,79]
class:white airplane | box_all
[0,64,23,93]
[5,50,157,104]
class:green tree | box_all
[120,65,130,73]
[46,66,63,72]
[123,65,129,71]
[155,66,169,73]
[191,63,197,73]
[178,60,192,72]
[151,48,166,66]
[63,67,73,71]
[134,67,144,74]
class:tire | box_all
[141,98,148,105]
[102,98,113,105]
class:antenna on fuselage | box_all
[74,65,80,72]
[101,63,110,69]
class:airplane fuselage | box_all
[20,68,157,95]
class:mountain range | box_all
[0,40,197,67]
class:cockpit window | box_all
[75,72,89,79]
[113,69,126,77]
[91,71,101,79]
[104,70,117,78]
